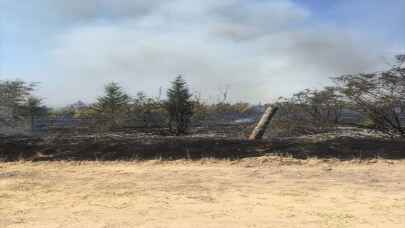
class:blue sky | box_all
[1,0,404,106]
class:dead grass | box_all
[1,157,405,227]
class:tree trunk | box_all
[249,106,279,140]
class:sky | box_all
[1,0,404,106]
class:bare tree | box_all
[334,58,405,137]
[272,87,346,136]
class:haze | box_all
[1,0,404,106]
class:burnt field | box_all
[1,125,404,162]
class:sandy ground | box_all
[1,158,405,228]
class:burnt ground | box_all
[0,125,404,162]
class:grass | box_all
[1,157,405,227]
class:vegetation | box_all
[165,76,194,135]
[93,82,131,128]
[1,55,404,138]
[334,55,405,137]
[0,80,43,127]
[130,92,167,128]
[23,97,47,130]
[273,87,347,135]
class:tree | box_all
[0,80,37,126]
[293,87,345,125]
[165,75,194,135]
[272,87,347,136]
[190,98,209,125]
[334,57,405,137]
[93,82,131,128]
[131,92,167,128]
[22,97,47,130]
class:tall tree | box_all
[93,82,131,128]
[166,75,193,135]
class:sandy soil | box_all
[1,158,405,228]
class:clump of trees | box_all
[272,87,346,135]
[87,76,254,135]
[131,92,166,128]
[84,76,195,134]
[0,75,260,136]
[0,80,46,130]
[273,55,405,138]
[334,55,405,137]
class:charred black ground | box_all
[1,125,404,162]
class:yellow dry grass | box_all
[1,157,405,228]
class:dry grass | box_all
[1,157,405,227]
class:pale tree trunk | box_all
[249,106,279,140]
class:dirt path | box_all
[1,158,405,227]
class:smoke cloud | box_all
[2,0,401,106]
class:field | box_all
[1,158,405,228]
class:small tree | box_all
[93,82,131,128]
[166,75,193,135]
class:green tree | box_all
[166,75,193,135]
[0,80,37,126]
[93,82,131,128]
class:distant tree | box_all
[293,87,345,125]
[22,97,47,130]
[190,97,209,125]
[132,92,150,127]
[131,92,167,128]
[272,87,347,136]
[165,76,194,135]
[0,80,37,126]
[93,82,131,128]
[49,101,94,118]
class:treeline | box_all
[0,76,259,135]
[55,76,259,135]
[1,55,404,138]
